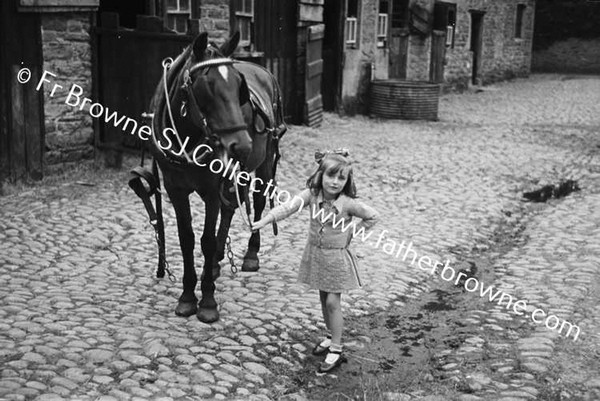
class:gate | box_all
[389,28,409,79]
[95,14,195,150]
[0,1,44,182]
[304,24,325,127]
[254,0,298,123]
[429,30,446,83]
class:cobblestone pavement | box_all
[1,74,599,400]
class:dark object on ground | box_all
[523,180,580,202]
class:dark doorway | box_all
[98,0,146,28]
[322,0,344,111]
[0,0,44,182]
[469,10,484,85]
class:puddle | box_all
[301,286,466,399]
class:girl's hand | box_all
[251,218,268,232]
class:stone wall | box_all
[41,12,95,168]
[198,0,230,45]
[533,0,600,73]
[443,0,535,90]
[341,0,536,113]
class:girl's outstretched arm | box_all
[252,188,311,231]
[347,198,379,231]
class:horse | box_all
[135,31,286,323]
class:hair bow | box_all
[314,148,350,163]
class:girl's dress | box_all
[267,188,378,293]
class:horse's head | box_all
[180,32,252,165]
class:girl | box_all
[251,149,378,373]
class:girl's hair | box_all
[306,153,357,198]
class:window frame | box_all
[165,0,192,34]
[377,13,388,47]
[231,0,255,49]
[345,0,360,48]
[515,4,526,39]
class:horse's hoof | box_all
[241,258,259,272]
[175,301,197,317]
[197,307,219,323]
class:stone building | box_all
[0,0,98,182]
[0,0,536,183]
[333,0,536,114]
[533,0,600,73]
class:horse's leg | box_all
[167,186,198,317]
[198,196,220,323]
[216,204,235,271]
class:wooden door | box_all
[322,0,344,111]
[470,11,485,85]
[95,13,193,150]
[389,0,409,79]
[254,0,298,123]
[0,0,44,183]
[429,30,446,83]
[389,28,409,79]
[305,24,325,127]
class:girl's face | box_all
[321,167,349,199]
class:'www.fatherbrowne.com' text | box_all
[309,203,581,342]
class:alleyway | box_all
[1,74,599,401]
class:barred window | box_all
[232,0,254,47]
[166,0,191,34]
[346,0,360,47]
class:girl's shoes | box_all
[317,350,347,373]
[312,336,331,356]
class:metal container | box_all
[370,80,440,120]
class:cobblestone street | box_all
[1,74,600,401]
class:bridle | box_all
[154,54,249,165]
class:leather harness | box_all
[129,54,286,278]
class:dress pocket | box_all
[344,249,362,287]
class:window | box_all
[515,4,526,39]
[391,0,409,28]
[166,0,191,34]
[232,0,254,48]
[346,0,359,47]
[377,0,389,47]
[433,2,456,48]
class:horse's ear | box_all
[192,33,209,60]
[220,31,240,57]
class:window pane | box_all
[242,0,253,14]
[176,15,187,33]
[167,15,176,30]
[179,0,190,11]
[379,0,389,14]
[167,0,177,11]
[238,18,251,42]
[391,0,409,28]
[347,0,358,18]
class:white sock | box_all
[319,336,331,348]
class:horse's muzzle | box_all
[224,130,253,163]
